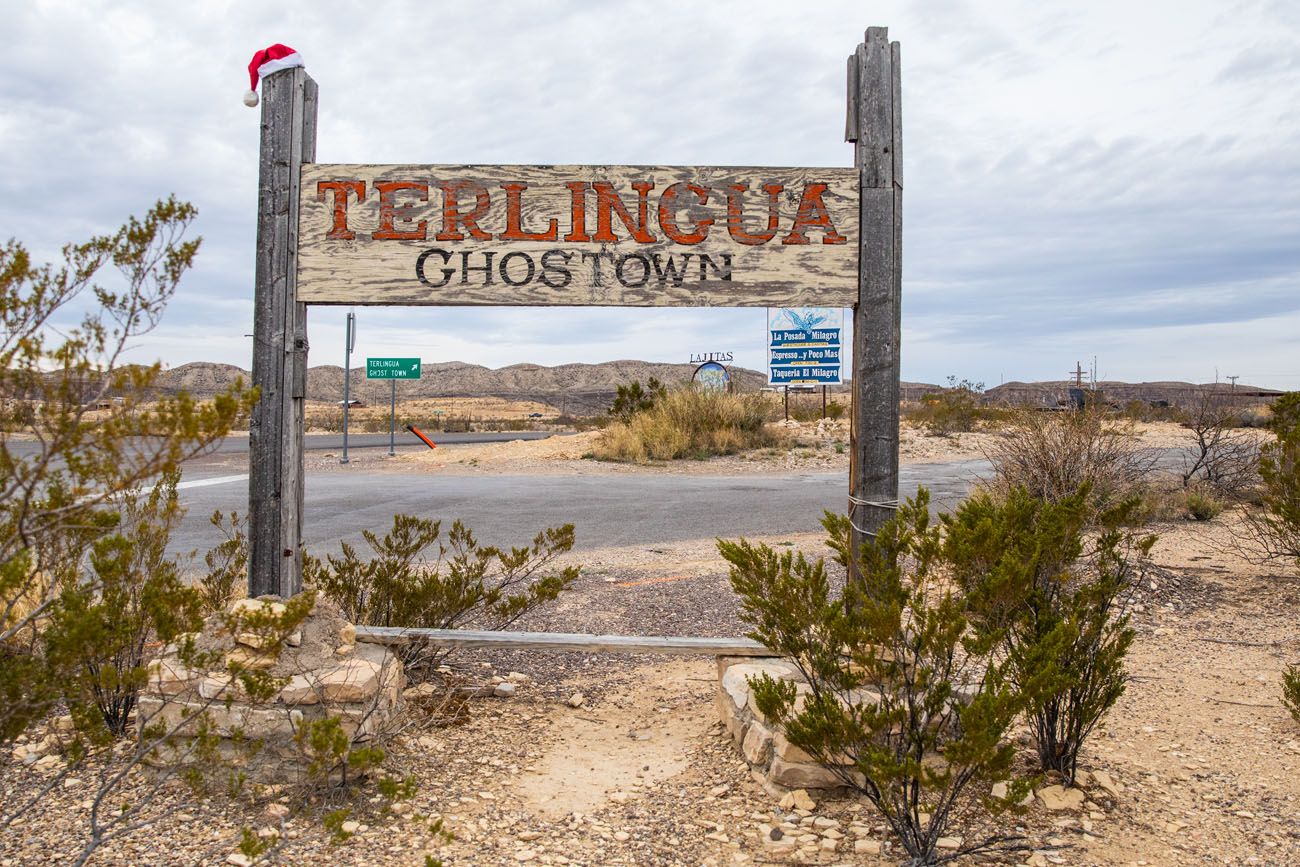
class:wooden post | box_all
[847,27,902,564]
[249,67,317,599]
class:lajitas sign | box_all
[298,165,858,307]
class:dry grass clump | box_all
[591,388,783,462]
[983,407,1160,515]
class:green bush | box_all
[1284,665,1300,724]
[1183,488,1224,521]
[607,377,667,424]
[913,376,986,436]
[308,515,578,674]
[1243,392,1300,565]
[593,386,781,462]
[945,488,1153,783]
[721,490,1032,865]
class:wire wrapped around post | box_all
[847,495,900,538]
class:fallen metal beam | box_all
[353,626,772,657]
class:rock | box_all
[1038,784,1086,811]
[704,832,730,843]
[742,722,773,765]
[812,817,839,830]
[340,820,360,835]
[567,692,585,708]
[991,781,1009,799]
[819,837,838,852]
[263,803,290,820]
[608,791,634,804]
[507,671,530,684]
[284,630,302,647]
[319,659,381,703]
[936,836,961,850]
[334,644,355,657]
[225,647,277,671]
[779,789,817,812]
[767,757,840,790]
[613,830,630,842]
[494,682,518,698]
[339,623,357,645]
[514,850,536,862]
[517,831,542,841]
[278,674,321,705]
[1091,770,1122,799]
[854,839,881,855]
[225,855,253,867]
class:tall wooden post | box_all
[249,67,317,598]
[847,27,902,561]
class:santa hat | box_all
[243,44,304,107]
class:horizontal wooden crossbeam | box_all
[352,626,772,657]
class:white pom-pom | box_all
[243,89,259,107]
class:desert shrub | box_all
[946,488,1153,783]
[1,198,254,745]
[42,471,203,738]
[1242,392,1300,566]
[826,399,846,420]
[721,490,1032,865]
[1120,399,1186,424]
[1183,487,1224,521]
[198,510,248,616]
[912,376,986,436]
[308,515,578,673]
[1180,391,1259,497]
[1284,665,1300,724]
[593,386,781,462]
[607,377,667,423]
[983,405,1159,517]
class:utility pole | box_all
[341,309,355,464]
[1071,361,1084,387]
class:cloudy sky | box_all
[3,0,1297,389]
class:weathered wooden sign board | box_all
[298,165,858,307]
[249,27,901,599]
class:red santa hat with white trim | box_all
[243,44,304,107]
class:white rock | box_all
[1038,785,1086,811]
[226,855,253,867]
[567,692,585,708]
[494,682,517,698]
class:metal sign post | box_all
[366,357,422,458]
[341,310,356,464]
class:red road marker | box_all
[406,424,437,450]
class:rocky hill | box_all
[153,360,771,416]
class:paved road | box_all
[167,460,990,559]
[2,430,557,462]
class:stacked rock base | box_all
[138,594,404,785]
[716,656,854,791]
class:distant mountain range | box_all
[144,362,1282,415]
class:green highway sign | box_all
[366,357,422,380]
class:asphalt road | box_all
[167,459,990,560]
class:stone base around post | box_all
[139,594,404,785]
[716,656,854,793]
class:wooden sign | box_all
[297,165,858,307]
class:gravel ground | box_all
[4,501,1299,865]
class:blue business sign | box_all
[767,308,843,385]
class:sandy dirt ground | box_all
[4,514,1297,866]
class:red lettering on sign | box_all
[372,181,429,240]
[435,182,493,241]
[592,182,656,243]
[498,183,559,241]
[564,182,590,242]
[725,183,783,246]
[316,180,365,240]
[658,183,713,245]
[783,183,847,245]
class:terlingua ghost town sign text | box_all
[298,165,859,307]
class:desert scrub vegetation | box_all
[907,376,1011,436]
[721,485,1147,862]
[1179,390,1260,498]
[982,405,1158,517]
[307,514,579,675]
[1242,392,1300,566]
[592,385,783,462]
